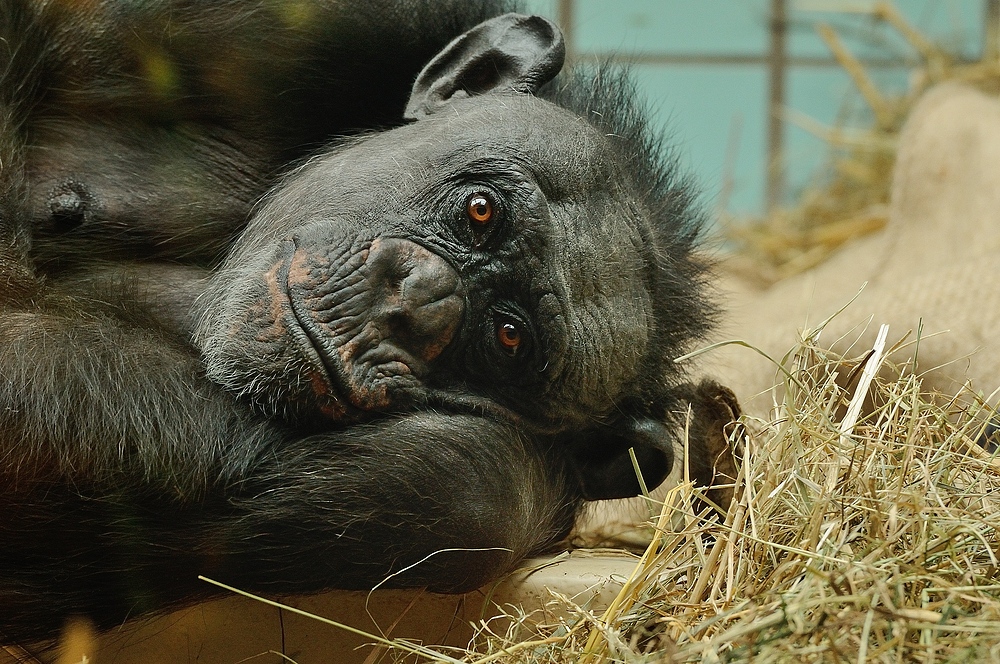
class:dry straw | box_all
[468,325,1000,663]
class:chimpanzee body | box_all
[0,0,718,644]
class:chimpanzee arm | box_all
[0,280,260,492]
[0,412,577,643]
[221,414,578,595]
[0,0,257,486]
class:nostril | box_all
[399,267,461,310]
[387,294,463,364]
[364,238,464,363]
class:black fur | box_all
[0,1,717,644]
[538,68,715,420]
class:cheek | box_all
[541,214,653,417]
[196,244,328,417]
[201,260,294,371]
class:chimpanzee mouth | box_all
[278,243,427,420]
[268,232,468,420]
[286,300,493,424]
[276,259,368,421]
[285,304,347,409]
[277,251,549,427]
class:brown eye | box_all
[466,192,494,226]
[497,321,522,355]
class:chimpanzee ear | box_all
[404,13,565,120]
[568,417,675,501]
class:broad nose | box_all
[365,237,464,363]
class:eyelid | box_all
[461,186,505,248]
[491,306,541,365]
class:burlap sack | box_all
[705,81,1000,415]
[576,81,1000,544]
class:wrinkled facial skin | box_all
[197,93,655,428]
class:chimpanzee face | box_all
[197,92,657,428]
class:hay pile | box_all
[461,328,1000,663]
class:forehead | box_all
[392,94,620,187]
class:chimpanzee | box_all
[0,0,726,644]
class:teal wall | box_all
[522,1,985,216]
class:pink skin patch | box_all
[282,236,464,414]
